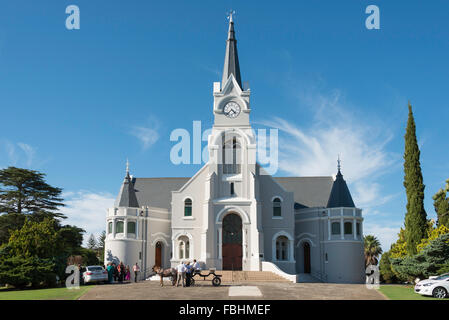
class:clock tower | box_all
[204,13,263,271]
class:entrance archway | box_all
[155,242,162,267]
[222,213,242,270]
[303,242,311,273]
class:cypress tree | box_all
[403,103,427,255]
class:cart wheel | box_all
[212,277,221,287]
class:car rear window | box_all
[87,267,103,271]
[435,275,449,280]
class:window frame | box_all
[331,222,341,235]
[272,197,282,217]
[184,198,192,217]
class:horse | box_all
[152,265,177,287]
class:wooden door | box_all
[222,213,242,270]
[155,242,162,267]
[304,242,311,273]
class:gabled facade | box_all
[104,16,365,283]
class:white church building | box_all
[104,16,365,284]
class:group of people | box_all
[106,262,140,284]
[176,259,201,287]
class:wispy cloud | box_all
[17,143,35,167]
[0,140,43,169]
[61,191,115,246]
[257,86,402,250]
[130,117,160,150]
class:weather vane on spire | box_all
[337,154,341,172]
[126,158,130,176]
[227,9,235,23]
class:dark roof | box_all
[274,177,334,208]
[117,176,334,210]
[221,18,242,89]
[132,178,189,209]
[115,174,139,208]
[326,170,355,208]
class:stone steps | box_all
[212,271,291,283]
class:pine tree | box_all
[403,103,427,255]
[87,233,97,250]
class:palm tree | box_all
[364,235,383,267]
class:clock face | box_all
[223,102,241,118]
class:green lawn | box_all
[378,285,447,300]
[0,285,94,300]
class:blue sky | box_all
[1,1,448,250]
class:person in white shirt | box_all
[176,262,186,287]
[193,259,201,274]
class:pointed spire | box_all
[115,159,139,208]
[222,10,242,89]
[326,157,355,208]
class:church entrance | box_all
[303,242,311,273]
[155,242,162,267]
[222,213,242,270]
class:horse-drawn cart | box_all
[189,269,222,287]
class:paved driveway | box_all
[79,281,386,300]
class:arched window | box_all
[178,236,190,259]
[331,222,340,235]
[276,236,288,261]
[184,198,192,216]
[344,222,353,235]
[223,137,241,174]
[127,221,136,234]
[273,198,281,217]
[108,221,113,234]
[116,220,124,234]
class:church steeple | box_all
[115,160,139,208]
[326,157,355,208]
[222,11,242,90]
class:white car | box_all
[83,266,108,284]
[414,273,449,298]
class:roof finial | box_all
[126,158,130,177]
[337,154,341,172]
[227,9,235,23]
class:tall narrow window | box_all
[344,222,353,235]
[273,198,281,217]
[356,222,361,236]
[230,183,235,196]
[276,236,288,261]
[127,221,136,234]
[108,221,113,234]
[331,222,340,235]
[223,137,241,174]
[184,198,192,216]
[116,220,124,234]
[178,236,190,259]
[179,241,184,259]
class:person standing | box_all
[120,262,126,282]
[176,261,186,287]
[185,261,193,287]
[125,265,130,282]
[193,259,201,275]
[112,263,118,282]
[106,263,114,284]
[133,263,140,283]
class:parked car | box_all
[414,273,449,298]
[83,266,108,284]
